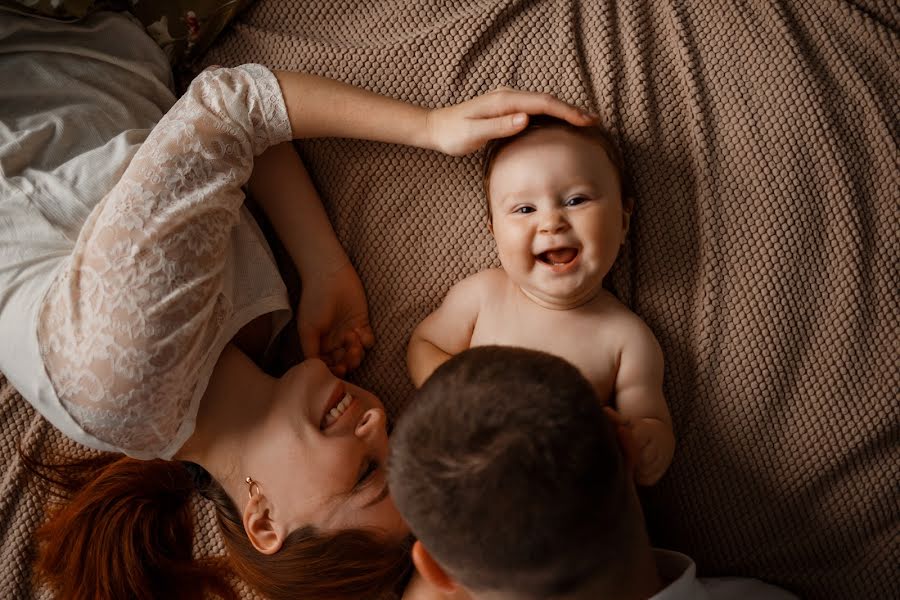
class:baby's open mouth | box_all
[536,248,579,266]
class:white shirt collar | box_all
[649,549,710,600]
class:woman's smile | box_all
[322,392,357,430]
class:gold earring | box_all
[245,476,261,499]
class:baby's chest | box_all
[471,309,619,400]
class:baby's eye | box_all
[513,206,535,214]
[564,195,589,207]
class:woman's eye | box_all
[565,195,589,207]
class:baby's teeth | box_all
[330,407,341,418]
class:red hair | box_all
[23,451,412,600]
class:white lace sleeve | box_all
[37,64,292,458]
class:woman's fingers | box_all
[341,331,364,370]
[425,89,596,156]
[298,325,321,361]
[476,88,596,126]
[465,113,530,147]
[355,325,375,349]
[344,344,363,370]
[429,88,597,155]
[323,330,368,375]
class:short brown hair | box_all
[481,115,630,221]
[388,346,640,599]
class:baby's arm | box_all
[614,321,675,486]
[407,273,487,387]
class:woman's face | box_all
[244,358,407,540]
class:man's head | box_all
[388,346,646,600]
[481,117,633,308]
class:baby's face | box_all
[487,127,629,308]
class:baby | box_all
[407,116,674,485]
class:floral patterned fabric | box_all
[0,0,253,67]
[37,64,292,459]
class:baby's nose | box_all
[539,211,568,233]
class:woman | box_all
[0,11,594,600]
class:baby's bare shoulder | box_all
[615,310,663,360]
[585,296,659,345]
[446,267,495,290]
[453,267,509,295]
[440,269,509,314]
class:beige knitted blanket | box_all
[2,1,897,598]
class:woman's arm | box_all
[38,65,293,458]
[248,142,373,374]
[274,71,596,154]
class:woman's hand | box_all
[297,260,375,376]
[426,88,597,156]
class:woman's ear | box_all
[243,493,287,555]
[412,540,459,593]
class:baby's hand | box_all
[426,88,596,156]
[603,408,672,486]
[630,418,669,486]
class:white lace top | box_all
[0,13,291,459]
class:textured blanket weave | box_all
[2,1,897,598]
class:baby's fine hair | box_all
[388,346,639,599]
[481,115,629,220]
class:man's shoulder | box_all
[700,576,799,600]
[652,549,798,600]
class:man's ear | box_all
[412,541,459,593]
[621,199,633,240]
[243,493,287,555]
